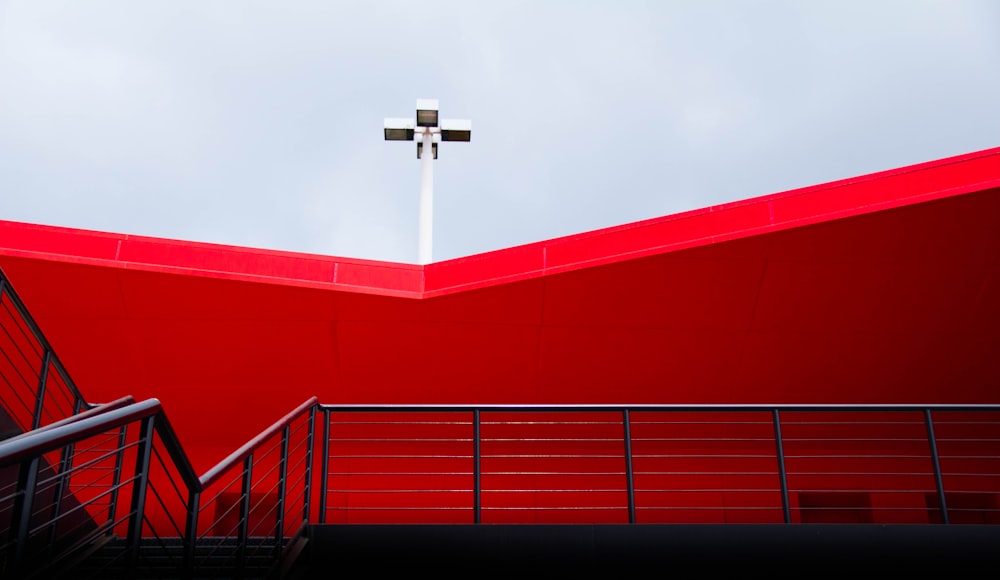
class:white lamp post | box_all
[384,99,471,265]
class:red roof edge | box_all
[2,146,999,299]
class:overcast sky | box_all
[1,1,999,264]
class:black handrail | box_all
[320,403,1000,411]
[199,396,318,488]
[1,395,134,442]
[0,398,162,467]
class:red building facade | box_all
[2,146,999,534]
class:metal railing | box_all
[3,399,1000,577]
[316,404,1000,526]
[0,395,318,579]
[188,397,316,577]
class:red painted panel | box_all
[334,321,540,404]
[120,238,336,284]
[770,153,1000,225]
[538,326,746,403]
[0,259,126,319]
[542,252,764,330]
[424,244,545,294]
[117,269,337,322]
[706,199,774,235]
[544,211,719,270]
[334,261,422,294]
[0,220,121,261]
[335,280,543,325]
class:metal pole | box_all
[47,397,84,551]
[473,409,481,524]
[303,406,315,523]
[418,130,434,265]
[183,489,200,580]
[127,416,156,573]
[925,409,949,524]
[47,439,75,551]
[772,409,791,524]
[12,456,41,570]
[108,424,129,525]
[31,350,52,430]
[623,409,636,524]
[319,408,330,525]
[236,454,253,577]
[276,425,290,553]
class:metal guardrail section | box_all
[317,405,1000,526]
[0,266,318,578]
[188,397,315,577]
[0,396,317,579]
[2,400,1000,578]
[0,274,88,437]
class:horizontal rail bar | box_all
[1,396,135,445]
[320,404,1000,412]
[0,399,162,467]
[199,397,318,488]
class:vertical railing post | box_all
[236,454,253,577]
[473,409,481,524]
[127,416,156,573]
[65,363,88,421]
[46,396,83,551]
[49,386,87,549]
[11,456,41,571]
[275,425,290,554]
[303,406,315,523]
[184,489,200,580]
[31,350,52,430]
[46,440,75,551]
[925,409,949,524]
[319,408,330,524]
[108,424,129,525]
[772,409,791,524]
[623,409,636,524]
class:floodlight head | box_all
[416,98,439,127]
[417,141,438,160]
[384,118,415,141]
[440,119,471,142]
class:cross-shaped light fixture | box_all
[384,99,471,265]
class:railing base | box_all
[302,523,1000,573]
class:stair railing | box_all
[0,395,321,579]
[0,399,180,578]
[186,396,317,578]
